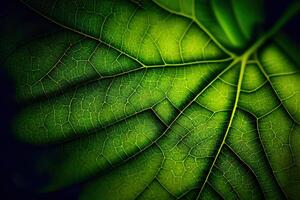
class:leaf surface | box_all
[2,0,300,199]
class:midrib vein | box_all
[191,9,300,193]
[196,54,248,199]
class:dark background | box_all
[0,1,82,199]
[0,0,299,199]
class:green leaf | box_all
[2,0,300,199]
[154,0,264,51]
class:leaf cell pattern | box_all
[2,0,300,199]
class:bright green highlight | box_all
[1,0,300,199]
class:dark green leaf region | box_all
[1,0,300,199]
